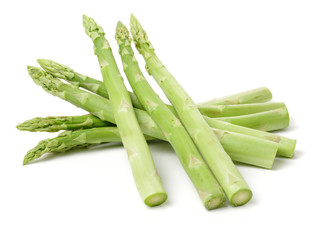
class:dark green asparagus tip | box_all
[37,59,75,80]
[115,21,131,44]
[129,14,153,52]
[82,14,105,38]
[27,66,43,79]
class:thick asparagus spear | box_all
[130,15,252,206]
[82,15,167,207]
[37,59,273,110]
[16,114,114,132]
[116,21,226,209]
[27,67,279,167]
[23,126,278,169]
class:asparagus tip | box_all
[115,21,131,44]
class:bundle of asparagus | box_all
[17,15,297,209]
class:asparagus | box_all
[24,126,278,169]
[82,15,167,207]
[213,107,289,131]
[198,87,272,105]
[16,114,114,132]
[38,59,274,113]
[198,102,286,118]
[116,21,226,209]
[130,15,252,206]
[23,127,125,165]
[27,67,279,168]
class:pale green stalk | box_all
[198,102,286,118]
[27,67,279,168]
[130,15,252,206]
[16,114,113,132]
[82,15,167,207]
[23,127,125,165]
[198,87,273,105]
[213,107,289,131]
[116,21,226,209]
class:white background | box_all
[0,0,319,239]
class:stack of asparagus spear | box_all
[17,15,296,209]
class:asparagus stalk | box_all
[198,87,272,105]
[27,67,279,167]
[19,113,294,158]
[23,127,125,165]
[82,15,167,207]
[38,59,273,112]
[16,114,114,132]
[116,21,226,209]
[130,15,252,206]
[24,126,278,169]
[198,102,286,118]
[213,107,289,131]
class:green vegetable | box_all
[116,21,226,209]
[130,15,252,206]
[28,67,281,170]
[82,15,167,207]
[16,114,114,132]
[197,87,272,105]
[213,108,289,131]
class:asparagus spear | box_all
[130,15,252,206]
[213,107,289,131]
[116,21,226,209]
[16,114,114,132]
[24,126,278,169]
[198,102,286,118]
[27,67,279,167]
[82,15,167,207]
[23,127,125,165]
[198,87,272,105]
[38,59,273,111]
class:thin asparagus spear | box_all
[38,59,273,110]
[198,102,286,118]
[212,107,289,131]
[116,21,226,209]
[198,87,273,105]
[130,15,252,206]
[27,67,279,167]
[82,15,167,207]
[23,126,278,169]
[23,127,124,165]
[16,114,114,132]
[19,113,294,158]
